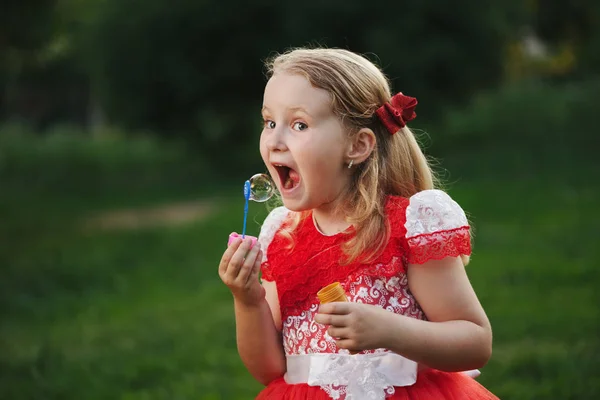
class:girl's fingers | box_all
[314,313,348,327]
[218,235,242,276]
[318,302,352,315]
[224,238,253,280]
[327,325,350,339]
[246,250,263,285]
[236,244,261,285]
[334,338,357,351]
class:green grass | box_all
[453,180,600,399]
[1,138,599,399]
[0,190,269,400]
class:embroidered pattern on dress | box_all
[282,270,424,356]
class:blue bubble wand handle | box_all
[242,180,251,238]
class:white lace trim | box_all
[257,206,290,263]
[404,189,468,238]
[284,353,417,399]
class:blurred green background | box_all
[1,0,599,399]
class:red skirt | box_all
[256,369,498,400]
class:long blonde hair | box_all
[265,48,437,264]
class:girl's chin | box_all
[279,194,311,212]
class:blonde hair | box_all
[265,48,438,264]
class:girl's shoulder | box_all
[257,206,291,250]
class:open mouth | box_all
[274,164,300,191]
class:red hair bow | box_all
[375,93,418,134]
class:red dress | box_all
[255,190,498,400]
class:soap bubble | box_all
[249,173,274,202]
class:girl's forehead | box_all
[263,73,332,116]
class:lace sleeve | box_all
[404,189,471,264]
[257,206,290,281]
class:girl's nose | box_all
[265,126,288,152]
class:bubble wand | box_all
[242,180,251,239]
[228,173,275,247]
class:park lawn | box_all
[1,170,598,399]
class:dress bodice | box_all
[259,190,471,356]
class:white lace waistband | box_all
[284,352,417,399]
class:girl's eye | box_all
[264,120,276,129]
[293,122,308,131]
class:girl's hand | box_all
[218,235,265,307]
[315,302,392,353]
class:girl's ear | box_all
[346,128,376,165]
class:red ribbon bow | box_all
[375,93,418,134]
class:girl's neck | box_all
[312,208,351,236]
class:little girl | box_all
[218,47,498,399]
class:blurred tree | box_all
[0,0,56,53]
[534,0,600,75]
[0,0,90,128]
[77,0,523,170]
[347,1,526,121]
[524,0,600,78]
[0,0,57,121]
[77,0,277,170]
